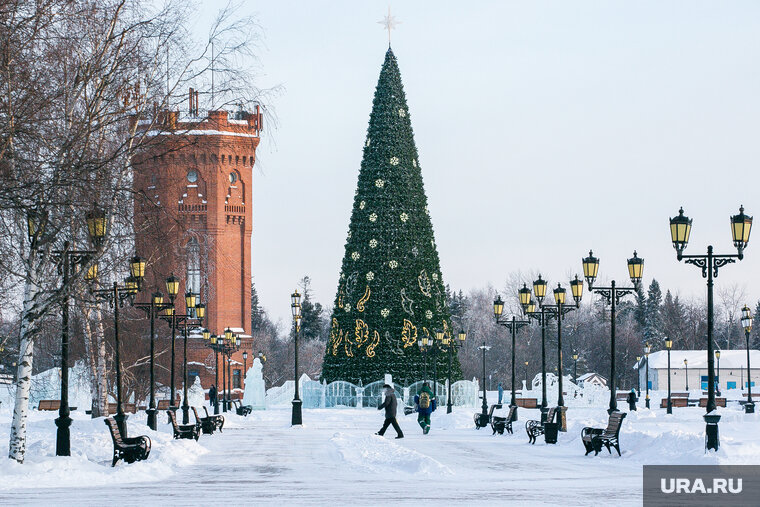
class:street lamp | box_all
[521,274,582,426]
[204,333,223,413]
[524,361,529,388]
[91,256,145,438]
[493,294,529,421]
[741,305,755,413]
[572,353,579,384]
[665,338,673,414]
[684,358,689,392]
[715,350,721,396]
[291,290,303,426]
[132,291,173,430]
[582,249,643,414]
[163,274,180,408]
[644,343,651,409]
[669,205,752,451]
[243,350,249,388]
[443,330,466,414]
[476,342,491,428]
[47,206,106,456]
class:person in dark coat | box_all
[208,384,217,407]
[627,388,637,411]
[376,384,403,439]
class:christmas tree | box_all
[320,48,462,385]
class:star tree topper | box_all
[378,7,401,46]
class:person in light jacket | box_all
[376,384,404,439]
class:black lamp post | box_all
[44,206,106,456]
[477,342,491,427]
[444,330,466,414]
[666,338,673,414]
[644,343,651,409]
[133,291,173,430]
[493,295,529,421]
[221,327,239,411]
[520,275,582,426]
[204,333,223,413]
[572,353,579,384]
[715,350,721,396]
[418,336,431,382]
[243,350,248,377]
[432,330,444,393]
[669,205,752,451]
[521,293,550,420]
[741,305,755,413]
[684,358,689,392]
[291,290,303,426]
[582,250,644,414]
[163,274,180,408]
[524,361,529,388]
[91,257,145,437]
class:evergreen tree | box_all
[297,276,327,341]
[634,286,647,332]
[320,48,461,384]
[644,279,664,346]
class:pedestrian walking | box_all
[497,382,503,404]
[627,388,637,412]
[414,382,436,434]
[209,384,217,407]
[376,384,404,439]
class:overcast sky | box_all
[194,1,760,328]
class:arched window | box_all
[186,238,200,296]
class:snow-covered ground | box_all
[1,401,759,505]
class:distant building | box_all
[577,372,607,388]
[635,350,760,392]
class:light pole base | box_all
[146,408,157,431]
[182,403,190,425]
[214,402,220,415]
[446,403,452,414]
[557,406,568,432]
[113,413,129,439]
[291,399,303,426]
[540,406,549,423]
[645,397,650,409]
[704,414,721,451]
[745,402,755,414]
[55,414,72,457]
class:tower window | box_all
[229,172,238,184]
[187,169,198,183]
[186,238,200,297]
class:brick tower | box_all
[132,95,262,394]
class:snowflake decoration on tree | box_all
[369,239,378,248]
[400,212,409,223]
[432,273,439,281]
[351,251,360,261]
[390,157,399,166]
[389,260,398,269]
[359,200,366,210]
[365,138,371,147]
[424,205,430,215]
[366,271,375,281]
[381,308,390,318]
[345,303,351,312]
[375,179,385,188]
[398,108,406,117]
[425,310,433,319]
[412,246,419,256]
[413,159,417,168]
[369,213,378,222]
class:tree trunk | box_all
[82,306,100,418]
[8,276,37,463]
[94,306,109,417]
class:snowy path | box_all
[2,405,759,505]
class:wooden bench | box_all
[167,410,200,441]
[104,417,150,467]
[526,407,558,444]
[108,403,137,414]
[515,398,538,409]
[232,399,252,417]
[581,411,626,456]
[38,400,61,411]
[699,398,727,408]
[616,392,629,401]
[474,403,500,429]
[203,406,225,432]
[492,406,516,435]
[660,397,689,408]
[192,407,224,435]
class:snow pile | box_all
[330,432,453,476]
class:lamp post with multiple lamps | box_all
[203,333,223,413]
[519,292,550,419]
[519,275,583,428]
[224,328,240,411]
[666,338,673,414]
[476,342,492,428]
[35,207,106,456]
[158,274,180,408]
[442,330,466,414]
[669,205,752,451]
[493,295,529,421]
[91,258,146,437]
[741,305,755,413]
[644,343,651,409]
[417,336,432,382]
[582,250,644,414]
[291,290,303,426]
[132,289,174,430]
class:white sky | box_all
[194,1,760,328]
